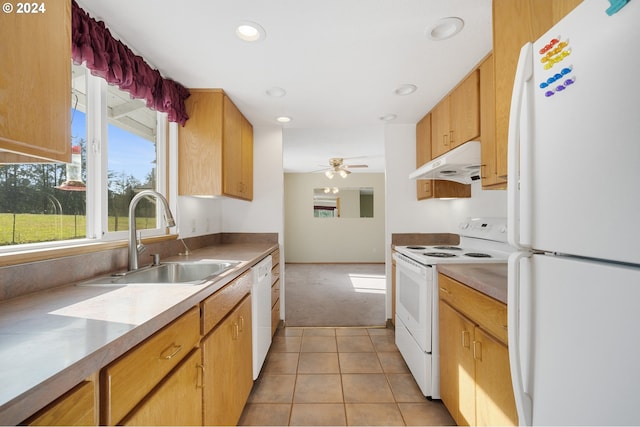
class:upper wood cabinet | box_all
[431,71,480,159]
[416,113,471,200]
[431,98,451,159]
[0,0,71,163]
[178,89,253,200]
[492,0,582,179]
[449,70,480,150]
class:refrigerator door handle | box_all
[508,251,533,426]
[507,42,534,250]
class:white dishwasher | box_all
[251,255,272,380]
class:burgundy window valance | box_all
[71,1,190,125]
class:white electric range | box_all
[393,218,512,399]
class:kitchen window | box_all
[0,63,171,251]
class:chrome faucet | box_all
[128,190,176,271]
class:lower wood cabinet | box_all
[100,307,200,425]
[202,295,253,426]
[24,378,97,426]
[271,248,281,336]
[121,348,203,426]
[439,274,517,426]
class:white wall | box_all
[176,196,222,238]
[222,127,284,235]
[284,173,385,263]
[384,124,507,318]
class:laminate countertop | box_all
[436,263,508,303]
[0,242,277,425]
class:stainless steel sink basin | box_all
[78,260,240,286]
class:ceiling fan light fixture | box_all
[236,21,266,42]
[325,170,335,179]
[339,169,349,178]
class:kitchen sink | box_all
[78,260,241,286]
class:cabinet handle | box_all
[233,321,239,340]
[480,164,487,179]
[449,130,454,145]
[461,330,470,349]
[159,343,182,360]
[443,133,449,147]
[440,286,451,295]
[239,315,245,333]
[473,340,482,361]
[196,363,205,389]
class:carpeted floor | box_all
[284,263,386,327]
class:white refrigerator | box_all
[507,0,640,425]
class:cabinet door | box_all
[178,90,224,196]
[240,114,254,199]
[479,54,507,189]
[450,70,480,149]
[439,301,476,426]
[121,348,203,426]
[431,98,451,159]
[223,95,243,198]
[202,295,253,426]
[415,114,433,200]
[0,0,71,163]
[473,327,518,426]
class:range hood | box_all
[409,140,481,184]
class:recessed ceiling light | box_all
[276,116,292,123]
[379,114,397,121]
[427,17,464,41]
[266,87,286,97]
[236,21,266,42]
[395,84,417,96]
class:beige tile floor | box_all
[239,327,455,426]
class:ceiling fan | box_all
[321,157,368,179]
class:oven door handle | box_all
[393,252,427,276]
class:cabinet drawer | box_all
[201,270,252,335]
[102,306,200,425]
[271,249,280,267]
[271,264,280,286]
[271,302,280,336]
[438,274,508,344]
[271,279,280,308]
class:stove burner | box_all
[433,246,462,251]
[464,252,492,258]
[406,246,427,250]
[423,252,457,258]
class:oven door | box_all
[394,252,432,352]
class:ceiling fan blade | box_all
[345,164,368,168]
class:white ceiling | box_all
[77,0,492,173]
